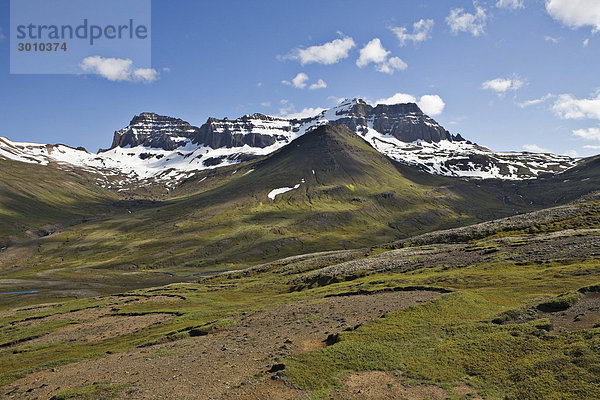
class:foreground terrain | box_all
[1,190,599,399]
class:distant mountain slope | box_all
[0,158,119,239]
[0,100,578,189]
[0,125,548,275]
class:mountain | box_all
[0,124,572,276]
[0,99,578,191]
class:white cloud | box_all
[552,93,600,119]
[80,56,158,83]
[376,57,408,74]
[583,144,600,149]
[376,93,417,105]
[375,93,446,116]
[522,144,550,153]
[279,99,293,116]
[481,77,525,93]
[418,95,446,116]
[496,0,524,10]
[283,73,327,90]
[357,39,407,74]
[446,6,487,36]
[356,38,390,67]
[546,0,600,32]
[256,82,263,87]
[132,68,158,82]
[283,36,356,65]
[573,127,600,140]
[309,79,327,90]
[162,67,171,72]
[390,19,435,46]
[584,38,590,46]
[328,96,347,105]
[282,72,309,89]
[564,149,580,157]
[260,101,271,107]
[284,107,326,119]
[545,35,560,44]
[518,93,554,107]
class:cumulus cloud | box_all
[564,149,580,157]
[376,57,408,74]
[309,79,327,90]
[552,93,600,119]
[546,0,600,32]
[481,76,525,94]
[80,56,158,83]
[518,93,554,107]
[545,35,560,44]
[496,0,524,10]
[417,95,446,116]
[281,107,326,120]
[282,73,327,90]
[356,38,390,67]
[584,38,590,46]
[390,19,435,46]
[523,144,550,153]
[573,127,600,140]
[446,6,487,36]
[132,68,159,82]
[328,96,347,105]
[376,93,417,104]
[375,92,446,116]
[282,72,309,89]
[356,39,407,74]
[282,36,356,65]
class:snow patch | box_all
[268,182,302,200]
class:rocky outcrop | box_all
[108,99,461,153]
[108,113,198,151]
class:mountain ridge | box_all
[0,99,579,188]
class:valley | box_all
[1,103,599,399]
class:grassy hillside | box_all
[0,126,538,301]
[0,187,598,398]
[2,125,600,305]
[0,159,121,239]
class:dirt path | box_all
[2,290,440,399]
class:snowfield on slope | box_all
[0,99,579,187]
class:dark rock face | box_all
[108,113,198,151]
[107,100,463,153]
[108,113,290,151]
[325,101,457,143]
[191,115,285,149]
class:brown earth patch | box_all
[1,290,440,399]
[10,307,174,346]
[503,292,600,333]
[332,371,482,400]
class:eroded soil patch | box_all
[503,292,600,333]
[1,290,439,399]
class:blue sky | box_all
[1,0,600,156]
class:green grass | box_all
[282,256,600,399]
[50,381,129,400]
[1,245,599,398]
[2,127,600,397]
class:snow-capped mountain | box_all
[0,99,578,188]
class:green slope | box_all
[1,125,600,300]
[0,159,120,240]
